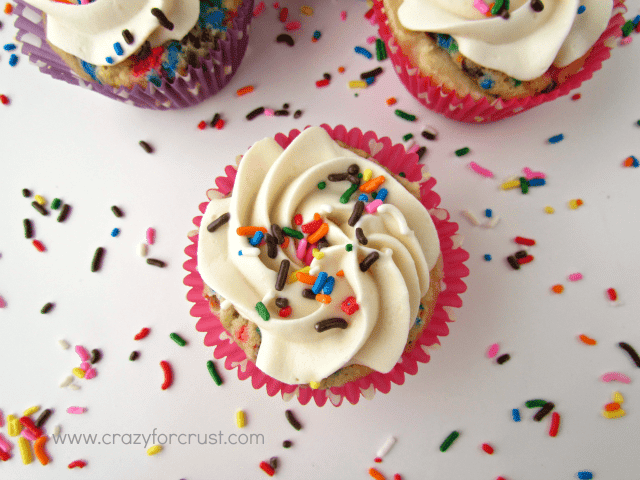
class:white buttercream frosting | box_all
[25,0,200,65]
[197,127,441,385]
[397,0,613,80]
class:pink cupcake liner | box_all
[183,124,470,406]
[372,0,626,123]
[13,0,254,110]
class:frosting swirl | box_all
[397,0,613,80]
[197,127,440,385]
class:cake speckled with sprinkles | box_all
[185,125,470,406]
[13,0,254,109]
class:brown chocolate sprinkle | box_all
[275,260,290,291]
[533,402,554,421]
[348,200,365,227]
[147,258,166,268]
[122,29,134,45]
[90,348,102,364]
[315,317,348,333]
[618,342,640,368]
[282,440,292,448]
[347,164,360,175]
[34,409,52,429]
[136,41,151,60]
[276,33,294,46]
[23,219,33,239]
[530,0,544,12]
[421,130,437,141]
[32,201,48,216]
[57,204,71,223]
[269,457,278,470]
[246,106,265,121]
[139,140,153,153]
[328,173,348,182]
[129,351,140,361]
[285,410,302,430]
[207,212,231,233]
[275,297,289,309]
[22,188,32,197]
[346,174,360,185]
[507,256,520,270]
[210,113,221,128]
[271,224,284,244]
[496,353,511,364]
[274,109,289,116]
[317,238,329,250]
[355,227,368,245]
[359,252,379,272]
[302,289,316,299]
[293,110,303,119]
[91,247,105,272]
[111,205,124,218]
[360,67,383,79]
[416,146,427,160]
[514,250,528,259]
[266,235,278,259]
[150,8,174,30]
[41,302,54,314]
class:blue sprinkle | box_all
[249,231,264,246]
[631,156,639,168]
[418,304,425,310]
[528,178,546,187]
[376,188,388,202]
[110,228,120,237]
[114,42,124,55]
[313,30,321,39]
[238,250,243,256]
[577,472,593,480]
[577,5,586,14]
[3,43,17,51]
[633,15,640,27]
[322,276,335,295]
[436,34,452,49]
[354,46,372,59]
[548,133,564,144]
[312,272,329,295]
[512,408,521,422]
[484,254,492,261]
[484,208,492,218]
[105,56,114,64]
[365,76,375,85]
[9,54,18,67]
[480,77,494,89]
[81,60,99,81]
[358,194,368,202]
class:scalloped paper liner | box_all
[372,0,626,123]
[13,0,254,110]
[183,124,470,406]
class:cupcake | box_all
[373,0,626,122]
[13,0,253,109]
[184,125,470,406]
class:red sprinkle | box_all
[0,94,9,105]
[316,78,330,88]
[279,306,292,318]
[198,120,207,130]
[252,1,265,16]
[285,21,301,31]
[394,475,402,480]
[364,7,375,19]
[514,236,535,246]
[301,219,322,234]
[606,288,618,301]
[341,296,359,315]
[215,119,225,130]
[571,93,581,100]
[293,214,303,225]
[160,360,173,390]
[549,411,560,437]
[260,461,275,476]
[134,327,151,340]
[374,457,382,463]
[68,460,87,469]
[0,449,11,461]
[516,255,534,265]
[279,6,288,22]
[32,239,46,252]
[481,443,494,454]
[19,416,43,438]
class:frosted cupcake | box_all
[184,125,470,406]
[14,0,253,109]
[373,0,626,122]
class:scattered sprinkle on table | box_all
[146,258,166,267]
[368,467,386,480]
[139,141,153,153]
[129,351,140,361]
[618,342,640,368]
[439,431,460,452]
[40,302,54,314]
[496,353,510,364]
[147,445,163,456]
[134,327,151,340]
[169,333,187,347]
[236,85,254,96]
[207,360,223,385]
[57,204,71,222]
[260,460,275,476]
[578,334,597,345]
[285,409,302,430]
[548,134,564,144]
[394,109,416,121]
[91,247,105,272]
[455,147,470,157]
[66,407,86,414]
[548,412,560,437]
[160,360,173,390]
[576,472,593,480]
[68,460,87,469]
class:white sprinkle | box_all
[376,435,397,459]
[137,243,148,257]
[461,210,481,226]
[58,339,70,349]
[69,384,81,391]
[59,375,74,388]
[482,216,501,228]
[52,425,61,436]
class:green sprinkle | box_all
[455,147,470,157]
[636,119,640,126]
[519,177,529,194]
[317,181,326,190]
[512,78,522,87]
[371,191,377,199]
[375,38,387,61]
[399,172,406,178]
[345,244,353,252]
[621,20,634,37]
[206,360,223,386]
[525,399,548,408]
[402,133,413,142]
[282,227,304,239]
[256,301,270,321]
[340,183,360,204]
[358,172,363,178]
[439,431,460,452]
[394,109,416,121]
[51,198,61,210]
[491,0,504,15]
[169,333,187,347]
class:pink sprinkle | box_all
[304,243,316,266]
[146,227,156,245]
[79,361,90,372]
[365,199,383,214]
[468,162,494,178]
[296,238,308,260]
[84,368,97,380]
[0,409,3,428]
[486,343,500,359]
[620,36,633,45]
[473,0,490,14]
[75,345,90,362]
[407,144,420,154]
[366,36,377,44]
[272,2,279,7]
[0,433,13,453]
[567,272,583,281]
[0,295,6,308]
[252,1,265,16]
[21,429,37,442]
[523,167,546,180]
[67,407,86,415]
[340,10,347,21]
[285,21,301,31]
[264,108,275,117]
[601,372,631,384]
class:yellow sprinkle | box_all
[300,5,313,15]
[7,414,22,437]
[602,409,626,419]
[500,179,520,190]
[18,437,33,464]
[72,367,86,379]
[309,381,321,389]
[236,410,246,428]
[362,169,373,183]
[613,391,624,404]
[544,206,555,214]
[568,199,578,209]
[147,445,163,456]
[23,405,40,417]
[34,195,46,206]
[348,80,368,89]
[312,248,324,260]
[289,266,310,284]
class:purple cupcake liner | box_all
[13,0,254,110]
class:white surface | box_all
[1,1,639,479]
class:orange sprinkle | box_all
[236,85,254,96]
[551,284,564,294]
[336,270,345,277]
[316,294,331,304]
[296,272,317,285]
[578,334,597,346]
[338,66,345,73]
[485,4,494,16]
[4,2,13,14]
[281,237,290,249]
[369,467,386,480]
[307,223,329,244]
[455,54,463,63]
[313,213,321,221]
[33,436,50,466]
[386,97,397,106]
[359,176,385,193]
[605,402,621,412]
[236,226,267,236]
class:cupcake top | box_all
[397,0,613,80]
[198,127,441,385]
